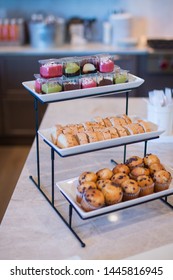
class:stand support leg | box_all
[51,148,55,207]
[144,141,148,157]
[125,92,129,115]
[30,98,41,188]
[69,204,73,228]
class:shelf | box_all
[56,167,173,219]
[22,74,144,103]
[38,122,164,157]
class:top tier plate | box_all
[22,74,144,103]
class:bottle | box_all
[0,19,3,41]
[9,18,18,41]
[2,18,10,41]
[17,18,25,45]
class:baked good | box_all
[136,175,154,196]
[76,181,97,203]
[111,172,129,187]
[112,163,130,175]
[40,60,63,78]
[96,179,112,190]
[42,80,62,94]
[124,123,144,135]
[63,79,80,91]
[143,153,160,167]
[137,120,151,132]
[108,127,119,138]
[98,75,114,86]
[78,171,98,184]
[103,117,112,127]
[75,132,88,145]
[114,70,128,84]
[101,183,123,205]
[101,128,112,140]
[153,170,172,192]
[57,133,78,148]
[98,55,114,73]
[114,125,128,137]
[80,56,97,74]
[96,168,113,180]
[129,166,150,180]
[125,156,144,170]
[149,162,165,176]
[109,116,121,126]
[81,77,97,89]
[63,60,80,77]
[121,179,140,201]
[80,188,105,212]
[86,131,98,143]
[120,114,132,124]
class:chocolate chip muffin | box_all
[80,188,105,212]
[153,170,172,192]
[136,175,154,197]
[125,156,144,170]
[78,171,97,184]
[111,172,129,187]
[121,179,140,201]
[96,179,112,191]
[96,168,113,180]
[76,181,97,203]
[143,153,160,167]
[129,166,150,180]
[102,183,123,205]
[112,163,130,175]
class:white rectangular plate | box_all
[56,167,173,219]
[22,74,144,103]
[38,122,164,157]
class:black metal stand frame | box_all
[28,91,173,248]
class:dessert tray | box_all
[38,121,164,157]
[22,74,144,103]
[56,166,173,219]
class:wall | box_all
[1,0,173,42]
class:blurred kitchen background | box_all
[0,0,173,47]
[1,0,173,221]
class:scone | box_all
[129,166,150,180]
[111,172,129,187]
[121,179,140,201]
[81,188,105,212]
[153,170,172,192]
[96,168,113,180]
[96,179,112,190]
[136,175,154,197]
[125,155,144,170]
[76,181,97,203]
[112,163,130,175]
[143,153,160,167]
[102,183,123,205]
[78,171,98,184]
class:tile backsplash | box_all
[1,0,173,42]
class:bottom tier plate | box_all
[56,167,173,219]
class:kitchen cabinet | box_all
[0,55,48,144]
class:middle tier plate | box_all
[38,122,164,157]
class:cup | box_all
[147,103,173,135]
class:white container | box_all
[109,13,133,46]
[29,22,56,48]
[147,103,173,135]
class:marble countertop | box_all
[0,97,173,260]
